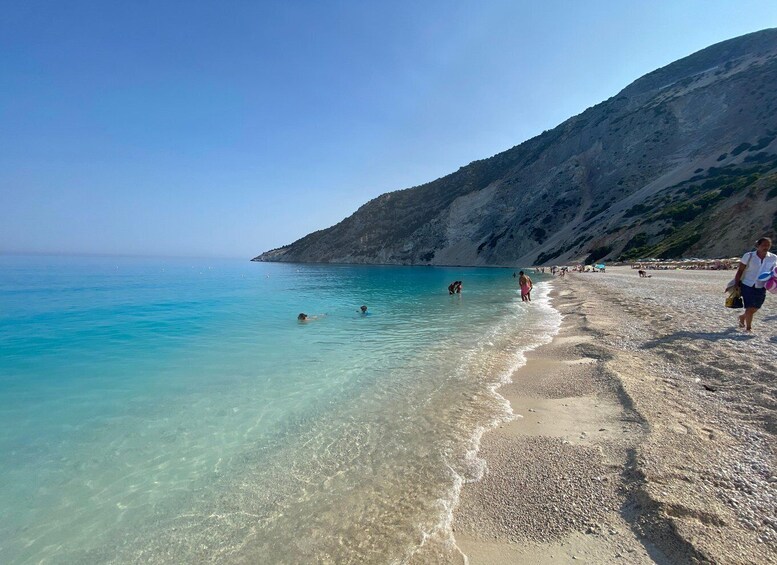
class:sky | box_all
[2,1,777,259]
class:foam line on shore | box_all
[406,281,563,564]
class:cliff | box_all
[254,29,777,266]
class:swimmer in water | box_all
[298,312,326,322]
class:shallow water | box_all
[0,256,559,563]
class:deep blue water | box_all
[0,255,559,563]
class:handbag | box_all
[725,288,744,309]
[724,252,753,306]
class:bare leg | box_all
[743,307,758,331]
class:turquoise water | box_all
[0,255,559,564]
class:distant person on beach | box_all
[733,237,775,331]
[518,271,533,302]
[448,281,462,294]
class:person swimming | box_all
[359,305,368,315]
[298,312,326,322]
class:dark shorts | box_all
[741,284,766,309]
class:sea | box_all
[0,255,560,564]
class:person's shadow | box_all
[642,327,756,349]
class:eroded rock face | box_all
[254,29,777,266]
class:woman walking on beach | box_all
[734,237,776,331]
[518,271,533,302]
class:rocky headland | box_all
[254,29,777,267]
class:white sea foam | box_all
[408,280,562,563]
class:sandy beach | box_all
[453,266,776,564]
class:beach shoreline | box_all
[452,266,776,564]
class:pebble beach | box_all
[452,266,776,564]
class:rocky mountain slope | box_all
[254,29,777,266]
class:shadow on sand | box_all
[642,327,756,349]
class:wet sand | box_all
[453,266,776,564]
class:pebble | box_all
[457,272,776,564]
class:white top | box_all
[740,250,777,287]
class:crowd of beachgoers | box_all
[629,258,741,270]
[536,259,742,273]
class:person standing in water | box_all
[518,271,533,302]
[734,237,775,331]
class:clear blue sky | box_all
[2,1,776,258]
